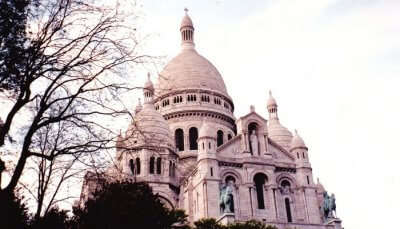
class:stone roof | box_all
[268,119,293,150]
[199,122,214,138]
[156,48,229,98]
[125,102,174,149]
[180,10,193,29]
[267,90,277,107]
[290,130,307,150]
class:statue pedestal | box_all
[324,217,342,229]
[217,213,235,225]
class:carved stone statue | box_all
[219,184,234,213]
[250,130,259,155]
[330,193,336,218]
[322,191,337,220]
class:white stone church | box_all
[80,10,343,229]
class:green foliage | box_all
[193,218,277,229]
[0,190,30,229]
[30,207,71,229]
[194,218,224,229]
[0,0,31,92]
[74,181,188,229]
[227,220,277,229]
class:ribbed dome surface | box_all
[156,49,229,97]
[290,130,307,150]
[268,120,293,150]
[181,14,193,28]
[125,103,173,149]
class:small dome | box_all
[290,130,307,150]
[199,122,214,138]
[180,9,193,29]
[267,90,277,107]
[268,120,293,150]
[134,99,142,114]
[125,103,173,149]
[144,73,154,91]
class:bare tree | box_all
[0,0,149,196]
[18,118,86,219]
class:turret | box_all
[180,8,195,49]
[290,129,309,163]
[143,73,154,104]
[267,91,293,149]
[197,122,216,160]
[267,90,278,120]
[134,98,142,114]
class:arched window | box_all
[156,158,162,174]
[129,159,135,175]
[189,127,198,150]
[285,198,292,223]
[149,157,155,174]
[254,173,268,209]
[227,134,232,140]
[136,158,141,175]
[175,129,184,151]
[172,163,176,177]
[217,130,224,147]
[281,180,291,188]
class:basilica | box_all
[79,10,342,229]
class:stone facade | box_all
[79,10,342,229]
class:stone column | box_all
[258,133,266,156]
[266,185,278,221]
[243,131,249,153]
[184,133,189,151]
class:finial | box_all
[269,90,272,97]
[294,129,298,135]
[184,8,188,14]
[138,98,141,105]
[250,105,255,112]
[147,72,151,80]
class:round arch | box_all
[249,169,272,183]
[245,119,265,132]
[275,173,297,188]
[157,195,175,210]
[220,169,243,185]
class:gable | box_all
[269,140,295,163]
[216,135,242,158]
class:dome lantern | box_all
[180,8,195,49]
[267,91,293,149]
[267,90,278,120]
[144,73,154,104]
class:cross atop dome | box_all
[184,7,188,14]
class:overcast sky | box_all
[1,0,398,228]
[136,0,400,228]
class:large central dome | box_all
[152,10,236,172]
[156,48,229,97]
